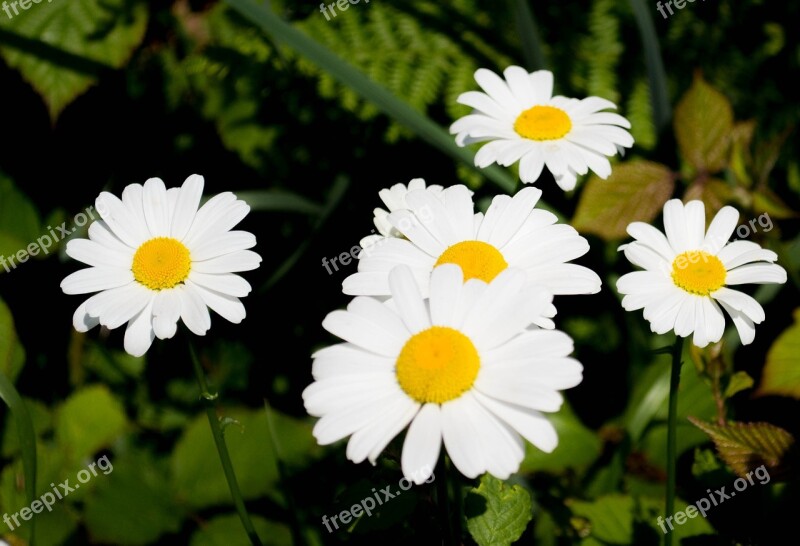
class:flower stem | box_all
[437,454,455,546]
[665,335,684,546]
[188,339,264,546]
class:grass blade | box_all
[511,0,548,70]
[628,0,671,129]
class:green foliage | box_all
[758,308,800,398]
[0,0,148,119]
[519,404,601,473]
[465,474,533,546]
[572,160,675,240]
[0,174,40,267]
[568,494,633,544]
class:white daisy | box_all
[450,66,633,191]
[344,185,600,327]
[359,178,445,250]
[617,199,787,347]
[304,265,583,482]
[61,175,261,357]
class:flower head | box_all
[305,265,583,482]
[617,199,787,347]
[345,184,600,327]
[61,175,261,356]
[450,66,633,191]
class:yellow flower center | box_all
[132,237,191,290]
[514,105,572,141]
[434,241,508,283]
[671,251,726,296]
[396,326,480,404]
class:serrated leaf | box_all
[673,74,734,174]
[465,474,532,546]
[724,371,754,399]
[567,494,633,544]
[572,160,675,240]
[0,0,148,119]
[688,418,794,478]
[758,309,800,399]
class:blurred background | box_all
[0,0,798,544]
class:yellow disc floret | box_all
[671,251,726,296]
[396,326,480,404]
[514,105,572,141]
[434,241,508,283]
[132,237,191,290]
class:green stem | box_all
[188,339,264,546]
[437,454,454,546]
[665,336,684,546]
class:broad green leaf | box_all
[171,407,320,509]
[567,494,633,544]
[724,371,754,399]
[752,188,798,220]
[519,404,601,473]
[572,160,675,240]
[637,495,714,541]
[758,309,800,399]
[0,297,36,520]
[84,450,183,545]
[236,190,323,216]
[673,74,734,174]
[0,174,40,268]
[54,385,128,464]
[223,0,518,194]
[0,0,148,119]
[190,514,291,546]
[465,474,533,546]
[688,418,794,478]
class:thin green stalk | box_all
[188,340,264,546]
[665,336,684,546]
[437,454,454,546]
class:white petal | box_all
[402,404,442,485]
[473,392,558,452]
[322,306,405,357]
[663,199,691,253]
[143,178,170,237]
[626,222,675,261]
[192,250,262,274]
[529,70,554,103]
[123,301,155,357]
[725,263,787,285]
[61,267,134,295]
[72,298,100,333]
[177,284,211,336]
[188,272,252,297]
[474,68,520,112]
[95,192,148,248]
[717,299,756,345]
[388,266,431,334]
[188,281,246,324]
[684,200,706,250]
[429,265,464,326]
[486,187,542,248]
[190,231,257,261]
[703,206,739,254]
[171,174,204,241]
[66,239,131,268]
[88,220,133,253]
[712,287,765,323]
[152,289,182,339]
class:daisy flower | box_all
[344,184,600,326]
[617,199,787,347]
[61,175,261,357]
[450,66,633,191]
[359,178,444,250]
[304,265,583,482]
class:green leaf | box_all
[688,417,794,478]
[567,494,633,544]
[758,309,800,399]
[171,408,320,509]
[190,514,291,546]
[752,188,798,220]
[673,74,734,174]
[519,404,601,473]
[235,190,323,216]
[2,397,51,457]
[55,385,128,464]
[223,0,517,193]
[637,495,714,541]
[0,0,148,119]
[465,474,533,546]
[84,450,184,545]
[724,371,754,399]
[572,160,675,240]
[0,174,40,268]
[0,297,36,518]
